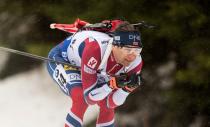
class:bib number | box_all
[53,65,69,93]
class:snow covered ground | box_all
[0,65,99,127]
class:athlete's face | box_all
[112,45,142,66]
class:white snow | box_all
[0,65,99,127]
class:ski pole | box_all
[0,46,126,78]
[0,46,81,70]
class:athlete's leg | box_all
[47,45,70,95]
[47,45,88,127]
[65,86,88,127]
[96,99,115,127]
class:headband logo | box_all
[114,36,120,41]
[129,35,140,41]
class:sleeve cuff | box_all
[103,84,113,92]
[119,88,130,96]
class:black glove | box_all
[108,73,141,91]
[108,73,129,89]
[122,73,141,92]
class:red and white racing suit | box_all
[47,30,143,127]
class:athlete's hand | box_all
[122,73,141,92]
[107,73,129,89]
[108,73,141,92]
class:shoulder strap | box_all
[98,38,113,71]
